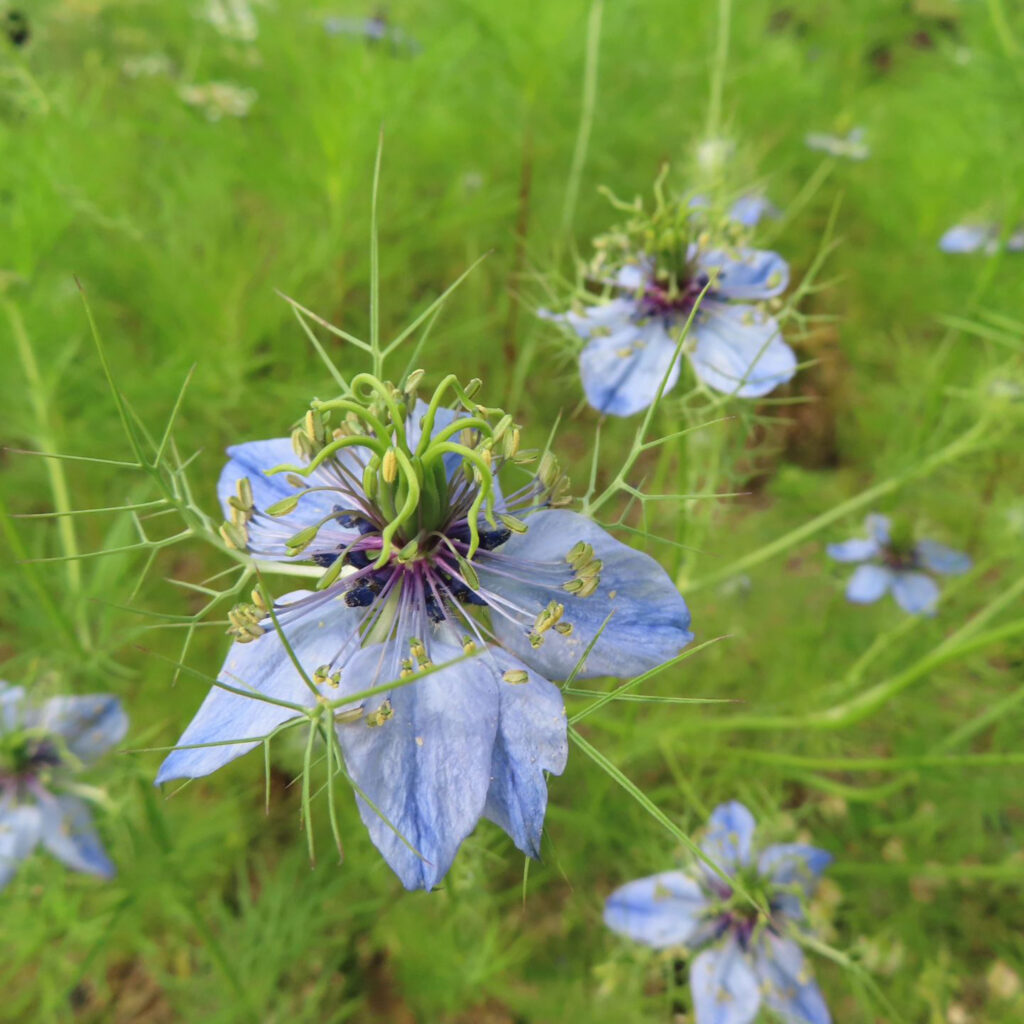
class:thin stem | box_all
[705,0,732,143]
[6,299,91,648]
[560,0,603,240]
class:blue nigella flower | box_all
[827,514,971,614]
[605,801,833,1024]
[805,127,869,161]
[541,246,796,416]
[939,222,1024,255]
[0,682,126,890]
[157,378,694,890]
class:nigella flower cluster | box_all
[605,802,832,1024]
[0,683,126,889]
[541,184,796,416]
[828,514,971,614]
[158,373,694,889]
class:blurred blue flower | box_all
[805,127,869,161]
[939,222,1024,255]
[541,247,795,416]
[939,223,998,255]
[827,514,971,614]
[605,801,833,1024]
[0,683,126,890]
[158,386,694,889]
[324,13,420,54]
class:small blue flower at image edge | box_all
[0,683,126,890]
[827,513,971,615]
[157,378,695,890]
[541,243,796,417]
[604,801,833,1024]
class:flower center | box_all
[638,269,712,320]
[0,730,61,783]
[221,374,586,663]
[881,541,919,571]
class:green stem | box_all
[705,0,732,143]
[560,0,603,241]
[6,300,91,649]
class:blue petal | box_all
[915,539,971,576]
[702,801,757,873]
[540,297,639,341]
[38,794,115,878]
[615,263,650,290]
[730,195,779,228]
[480,510,693,681]
[754,934,832,1024]
[37,695,128,764]
[0,801,41,891]
[0,682,25,731]
[845,564,892,604]
[699,248,790,300]
[604,870,709,948]
[481,651,568,859]
[866,514,891,545]
[218,438,358,560]
[825,537,878,563]
[891,571,940,615]
[219,438,340,520]
[156,593,361,784]
[579,318,682,416]
[690,940,761,1024]
[758,843,832,904]
[335,639,500,890]
[690,303,796,397]
[938,224,996,254]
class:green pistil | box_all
[261,374,520,570]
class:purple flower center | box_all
[0,733,61,792]
[635,271,713,321]
[880,542,919,572]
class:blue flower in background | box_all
[158,383,694,889]
[827,514,971,614]
[324,13,420,54]
[939,222,1024,255]
[0,683,126,890]
[605,801,833,1024]
[939,223,999,255]
[542,245,795,416]
[805,127,869,161]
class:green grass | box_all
[2,0,1023,1021]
